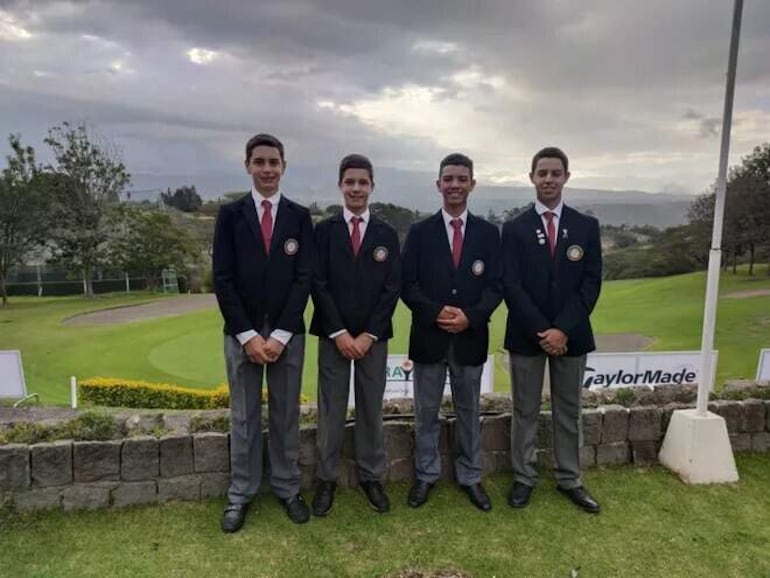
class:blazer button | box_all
[451,289,458,295]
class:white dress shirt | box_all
[441,207,468,250]
[534,199,564,237]
[235,189,293,347]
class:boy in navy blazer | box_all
[310,154,400,516]
[502,147,603,514]
[401,153,502,511]
[213,133,314,532]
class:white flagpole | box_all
[696,0,743,415]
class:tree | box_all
[0,135,54,305]
[44,122,130,296]
[110,205,198,291]
[161,185,203,212]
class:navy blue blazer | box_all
[401,211,502,366]
[502,205,602,356]
[212,193,313,337]
[310,213,401,340]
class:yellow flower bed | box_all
[79,377,229,410]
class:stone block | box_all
[480,415,510,452]
[298,427,316,466]
[112,481,157,508]
[440,419,453,454]
[580,445,596,469]
[601,406,629,443]
[200,472,230,499]
[596,442,630,466]
[193,433,229,473]
[581,409,602,446]
[382,421,413,460]
[536,449,554,470]
[751,432,770,453]
[159,435,193,477]
[729,433,752,453]
[121,436,159,481]
[661,403,691,433]
[338,459,359,489]
[162,413,191,433]
[766,401,770,431]
[740,400,766,433]
[62,484,110,511]
[73,441,121,483]
[631,441,658,466]
[628,407,662,441]
[341,423,356,459]
[158,475,201,502]
[124,413,164,435]
[13,488,62,512]
[536,412,553,450]
[387,458,414,483]
[300,463,314,491]
[707,400,741,433]
[0,444,30,491]
[31,441,72,488]
[440,458,453,481]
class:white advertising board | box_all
[756,349,770,381]
[583,350,719,390]
[0,350,27,400]
[348,354,494,407]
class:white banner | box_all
[583,350,719,390]
[756,349,770,381]
[0,350,27,399]
[348,354,494,407]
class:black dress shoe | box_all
[221,503,248,533]
[282,494,311,524]
[507,482,534,508]
[360,480,390,513]
[312,481,337,517]
[557,485,601,514]
[407,480,434,508]
[460,483,492,512]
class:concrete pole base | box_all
[658,409,739,484]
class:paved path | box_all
[63,294,217,326]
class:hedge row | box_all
[80,377,229,410]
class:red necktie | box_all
[351,216,363,256]
[261,200,273,254]
[450,218,463,268]
[544,211,556,257]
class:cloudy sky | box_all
[1,0,769,199]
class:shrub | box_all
[80,377,230,410]
[0,411,120,444]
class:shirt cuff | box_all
[366,333,379,342]
[270,329,293,346]
[329,329,347,339]
[235,330,258,346]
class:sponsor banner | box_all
[756,349,770,381]
[348,355,494,407]
[0,350,27,399]
[583,351,718,390]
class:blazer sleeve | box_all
[311,221,346,335]
[401,223,443,326]
[553,217,602,337]
[212,205,252,334]
[365,228,402,339]
[276,208,314,332]
[501,221,551,336]
[463,226,503,328]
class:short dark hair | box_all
[338,154,374,185]
[245,133,285,162]
[439,153,474,179]
[531,147,569,173]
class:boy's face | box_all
[340,168,373,214]
[436,164,475,213]
[245,145,285,196]
[530,157,569,208]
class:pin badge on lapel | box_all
[471,259,485,276]
[373,246,389,262]
[562,228,568,240]
[284,238,299,256]
[566,245,584,261]
[536,229,546,246]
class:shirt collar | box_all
[343,207,370,224]
[441,208,468,228]
[535,199,563,219]
[251,188,281,208]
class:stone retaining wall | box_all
[2,400,769,513]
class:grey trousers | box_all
[315,338,388,483]
[224,333,305,503]
[509,353,586,490]
[413,346,483,486]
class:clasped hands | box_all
[243,335,285,364]
[436,306,470,334]
[538,328,568,356]
[334,332,375,361]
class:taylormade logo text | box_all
[583,367,697,388]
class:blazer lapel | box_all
[431,211,455,270]
[270,196,290,256]
[241,195,267,257]
[332,213,355,260]
[528,207,554,270]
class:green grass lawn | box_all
[1,269,769,404]
[2,454,770,577]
